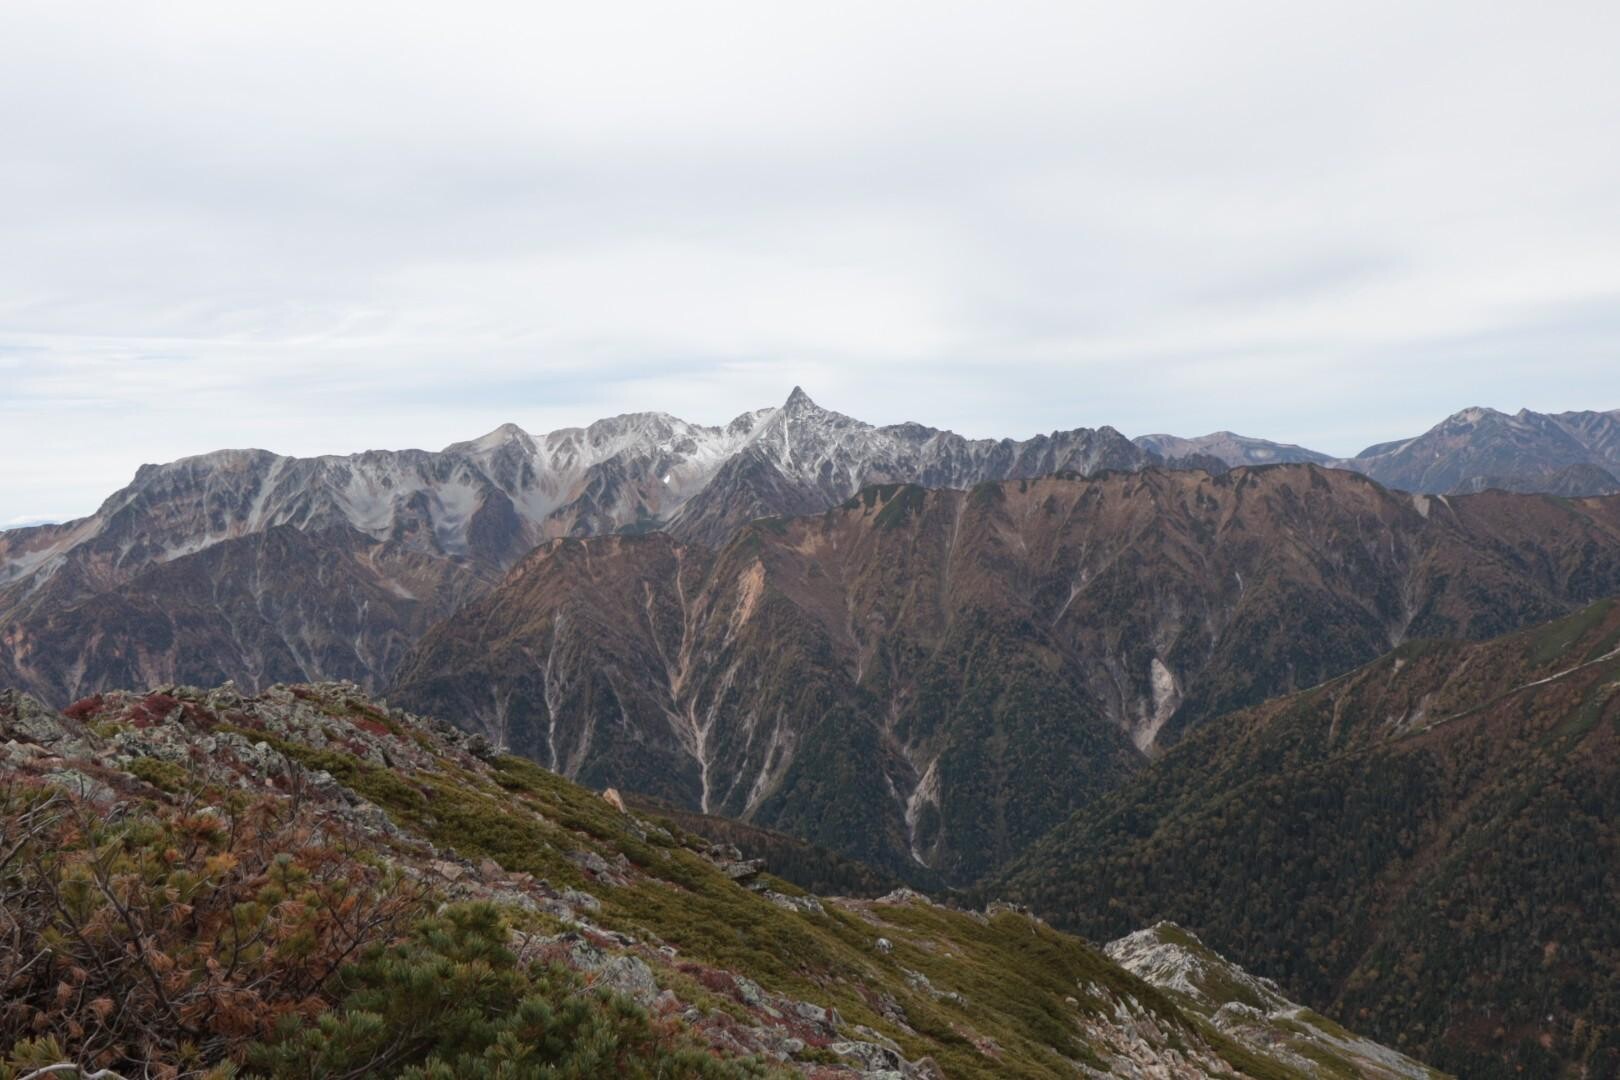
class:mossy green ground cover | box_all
[305,716,1306,1078]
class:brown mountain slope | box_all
[995,598,1620,1078]
[0,525,492,706]
[392,465,1620,882]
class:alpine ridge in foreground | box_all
[0,681,1440,1079]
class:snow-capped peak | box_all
[0,389,1166,588]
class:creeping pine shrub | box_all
[2,777,774,1079]
[0,778,420,1077]
[245,902,773,1080]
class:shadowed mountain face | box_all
[995,599,1620,1079]
[1450,461,1620,496]
[1350,406,1620,494]
[0,389,1167,705]
[392,465,1620,882]
[0,525,492,705]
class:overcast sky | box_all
[3,1,1619,525]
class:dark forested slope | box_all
[998,599,1620,1078]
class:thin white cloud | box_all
[2,0,1619,522]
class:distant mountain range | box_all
[0,388,1184,705]
[1139,405,1620,495]
[2,390,1617,721]
[1133,430,1335,467]
[2,386,1159,581]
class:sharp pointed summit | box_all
[774,384,832,420]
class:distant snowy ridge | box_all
[14,392,1616,607]
[0,387,1165,596]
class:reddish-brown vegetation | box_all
[0,777,420,1074]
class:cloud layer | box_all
[3,0,1618,523]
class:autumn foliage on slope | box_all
[0,769,765,1079]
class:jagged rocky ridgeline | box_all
[0,386,1161,594]
[0,681,1442,1078]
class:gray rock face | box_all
[591,953,660,1006]
[1,388,1161,606]
[1105,923,1439,1080]
[667,387,1163,547]
[0,689,100,755]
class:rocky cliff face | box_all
[1105,923,1438,1080]
[666,388,1160,547]
[0,408,772,603]
[0,388,1161,605]
[392,466,1620,882]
